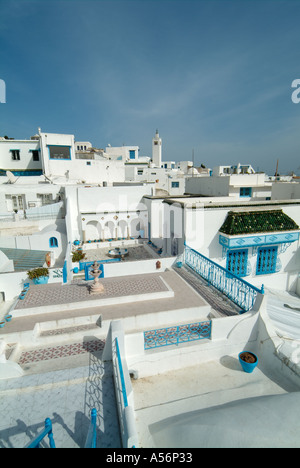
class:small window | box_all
[171,181,179,188]
[11,150,20,160]
[137,169,143,175]
[129,150,135,159]
[240,187,252,197]
[48,145,71,160]
[86,161,91,165]
[32,150,39,161]
[256,246,278,275]
[37,193,53,205]
[49,237,58,248]
[227,249,248,277]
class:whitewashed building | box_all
[145,195,300,293]
[186,164,272,200]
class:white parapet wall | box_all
[102,320,139,448]
[124,293,263,379]
[124,292,300,387]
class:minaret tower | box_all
[152,129,162,167]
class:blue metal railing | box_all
[25,418,55,448]
[144,321,211,350]
[184,244,264,312]
[84,408,97,448]
[115,337,128,408]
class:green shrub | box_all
[72,251,86,262]
[27,267,49,280]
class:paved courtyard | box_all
[14,274,169,310]
[80,244,157,262]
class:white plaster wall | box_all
[0,228,67,262]
[186,176,230,196]
[105,146,139,161]
[272,182,300,200]
[103,257,175,278]
[0,250,13,272]
[0,184,62,213]
[77,185,151,214]
[0,140,41,172]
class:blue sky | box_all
[1,0,300,175]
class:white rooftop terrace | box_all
[0,265,300,448]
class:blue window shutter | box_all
[256,246,278,275]
[227,249,248,277]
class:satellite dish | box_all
[6,171,17,184]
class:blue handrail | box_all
[84,408,97,448]
[184,244,264,312]
[25,418,55,448]
[115,337,128,408]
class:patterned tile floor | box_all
[18,340,105,366]
[15,275,169,310]
[0,351,121,448]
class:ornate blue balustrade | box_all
[184,244,263,312]
[144,321,211,350]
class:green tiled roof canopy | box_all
[219,209,299,235]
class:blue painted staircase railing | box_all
[25,418,56,448]
[184,244,264,312]
[84,408,97,448]
[25,409,98,448]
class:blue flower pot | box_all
[5,315,12,322]
[176,261,183,268]
[73,267,79,274]
[239,351,258,373]
[33,276,49,285]
[0,321,5,328]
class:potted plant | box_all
[27,267,49,285]
[72,250,86,263]
[239,351,258,373]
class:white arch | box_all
[85,220,102,240]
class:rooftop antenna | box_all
[275,159,279,177]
